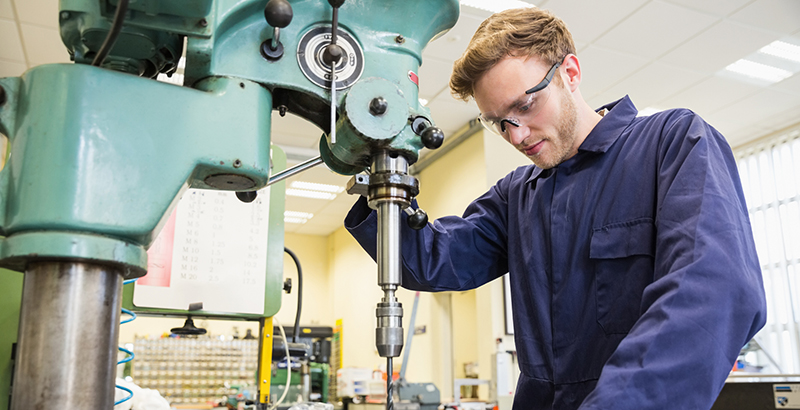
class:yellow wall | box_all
[280,233,333,327]
[326,224,438,385]
[416,132,489,399]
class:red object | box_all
[408,71,419,86]
[142,208,177,287]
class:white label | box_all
[133,188,270,314]
[774,384,800,408]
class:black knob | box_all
[322,43,344,67]
[407,209,428,230]
[369,97,387,116]
[236,191,257,203]
[283,278,292,293]
[328,0,346,7]
[265,0,293,28]
[421,127,445,150]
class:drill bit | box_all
[387,357,393,410]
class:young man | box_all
[345,8,766,410]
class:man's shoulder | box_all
[623,107,729,159]
[632,107,699,130]
[626,108,718,144]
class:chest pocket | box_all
[590,218,655,335]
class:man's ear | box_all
[561,54,581,92]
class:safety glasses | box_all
[478,57,564,135]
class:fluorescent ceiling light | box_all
[285,211,313,224]
[285,211,314,219]
[286,188,338,200]
[461,0,534,13]
[290,181,344,193]
[759,41,800,63]
[724,59,793,84]
[637,107,662,117]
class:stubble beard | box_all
[527,85,579,170]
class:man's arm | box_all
[579,113,767,409]
[344,175,513,292]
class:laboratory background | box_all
[0,0,799,409]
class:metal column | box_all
[11,262,123,409]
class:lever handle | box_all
[235,191,257,203]
[264,0,293,28]
[421,126,445,150]
[263,0,293,58]
[404,207,428,230]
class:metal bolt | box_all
[198,18,208,27]
[278,105,288,117]
[395,35,405,44]
[263,379,268,383]
[60,11,69,20]
[233,159,242,168]
[0,85,6,106]
[369,97,388,116]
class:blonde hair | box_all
[450,8,576,101]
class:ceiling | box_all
[2,0,799,236]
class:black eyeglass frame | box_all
[490,57,565,133]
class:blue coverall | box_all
[345,96,767,409]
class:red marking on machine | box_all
[408,71,419,86]
[142,208,177,287]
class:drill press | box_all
[0,0,458,409]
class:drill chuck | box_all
[376,301,404,358]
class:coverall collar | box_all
[526,95,638,184]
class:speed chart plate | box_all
[297,25,365,91]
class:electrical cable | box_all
[283,247,303,343]
[115,279,138,406]
[92,0,130,67]
[268,317,292,410]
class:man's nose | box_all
[506,124,529,147]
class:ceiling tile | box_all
[0,58,26,76]
[726,125,772,149]
[590,61,708,110]
[705,88,800,137]
[539,0,650,44]
[284,195,328,215]
[661,0,754,16]
[593,1,719,60]
[270,112,325,149]
[457,6,493,21]
[576,45,650,100]
[426,96,479,133]
[0,18,25,62]
[659,20,781,73]
[0,0,13,20]
[285,166,350,188]
[423,14,484,63]
[761,106,800,132]
[13,0,58,28]
[658,75,761,117]
[417,55,453,100]
[728,0,800,35]
[771,72,800,95]
[19,23,70,65]
[319,197,358,216]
